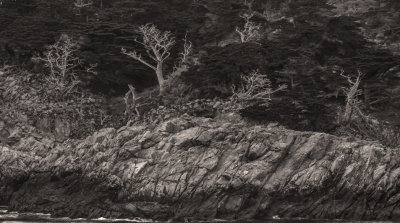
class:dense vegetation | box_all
[0,0,399,146]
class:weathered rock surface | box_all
[1,115,400,221]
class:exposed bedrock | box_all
[1,115,400,221]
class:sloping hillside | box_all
[0,1,400,221]
[0,0,399,134]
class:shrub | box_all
[32,34,96,100]
[231,70,286,110]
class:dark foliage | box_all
[1,0,400,144]
[0,0,247,95]
[182,42,286,98]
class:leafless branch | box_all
[121,23,175,90]
[232,70,286,109]
[235,12,262,43]
[179,32,193,66]
[121,48,156,71]
[124,84,140,118]
[339,69,363,125]
[32,34,95,99]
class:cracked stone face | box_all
[1,115,400,221]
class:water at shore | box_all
[2,206,400,223]
[0,205,152,223]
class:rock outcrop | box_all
[1,115,400,221]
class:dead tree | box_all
[32,34,81,97]
[122,24,175,93]
[124,84,140,118]
[339,69,363,125]
[235,12,262,43]
[171,32,193,77]
[32,34,96,99]
[232,70,286,109]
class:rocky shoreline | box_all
[1,115,400,221]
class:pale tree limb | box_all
[32,34,96,99]
[179,32,193,66]
[124,84,140,118]
[338,69,363,125]
[171,32,195,78]
[121,24,175,91]
[121,48,156,71]
[232,70,286,109]
[235,12,262,43]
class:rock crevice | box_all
[1,116,399,221]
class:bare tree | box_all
[171,32,193,77]
[124,84,140,118]
[121,24,175,92]
[339,69,363,125]
[178,32,193,66]
[232,70,286,109]
[33,34,81,97]
[235,12,262,43]
[32,34,96,99]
